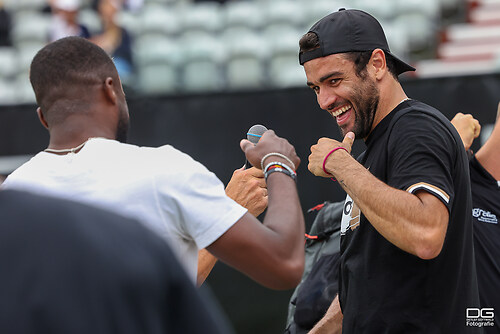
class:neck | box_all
[476,126,500,180]
[47,123,115,151]
[370,80,408,135]
[104,20,119,31]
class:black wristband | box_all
[264,166,297,182]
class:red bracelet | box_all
[322,147,349,179]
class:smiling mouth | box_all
[330,104,352,118]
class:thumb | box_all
[342,132,355,152]
[240,139,253,153]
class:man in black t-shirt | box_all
[284,114,488,334]
[299,9,481,333]
[454,105,500,333]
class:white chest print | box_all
[341,194,361,235]
[472,208,498,224]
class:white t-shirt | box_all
[2,138,247,280]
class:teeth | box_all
[331,105,351,117]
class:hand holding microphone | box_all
[244,124,268,169]
[240,127,300,175]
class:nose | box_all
[317,88,338,111]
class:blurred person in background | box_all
[48,0,90,42]
[452,105,500,334]
[93,0,143,12]
[90,0,134,85]
[194,0,229,3]
[0,0,12,47]
[0,189,234,334]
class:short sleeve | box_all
[155,152,247,250]
[386,111,458,210]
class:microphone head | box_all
[246,124,268,145]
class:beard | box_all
[115,102,129,143]
[340,76,379,139]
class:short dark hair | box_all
[298,32,320,56]
[299,32,399,79]
[29,36,119,123]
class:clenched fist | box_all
[308,132,355,178]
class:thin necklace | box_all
[44,138,92,155]
[399,97,411,105]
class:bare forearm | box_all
[309,295,343,334]
[206,172,305,289]
[197,168,267,285]
[326,151,447,259]
[197,249,217,286]
[206,130,305,289]
[261,172,305,279]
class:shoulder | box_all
[384,101,466,177]
[120,141,221,184]
[470,156,497,187]
[2,153,46,183]
[389,101,459,146]
[86,139,219,184]
[90,139,202,169]
[394,101,450,129]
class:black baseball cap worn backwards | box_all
[299,8,415,75]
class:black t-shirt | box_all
[470,156,500,333]
[339,100,481,333]
[0,190,232,334]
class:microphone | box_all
[245,124,268,169]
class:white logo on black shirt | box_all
[472,208,498,224]
[341,194,361,235]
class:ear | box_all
[36,107,49,129]
[369,49,387,80]
[103,77,118,105]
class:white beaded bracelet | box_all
[260,152,296,171]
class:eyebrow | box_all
[307,71,344,87]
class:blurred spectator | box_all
[123,0,143,12]
[90,0,134,84]
[48,0,90,42]
[194,0,229,3]
[0,1,12,46]
[92,0,143,12]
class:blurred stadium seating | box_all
[414,0,500,77]
[0,0,499,104]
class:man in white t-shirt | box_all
[2,36,305,289]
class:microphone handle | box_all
[244,159,253,169]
